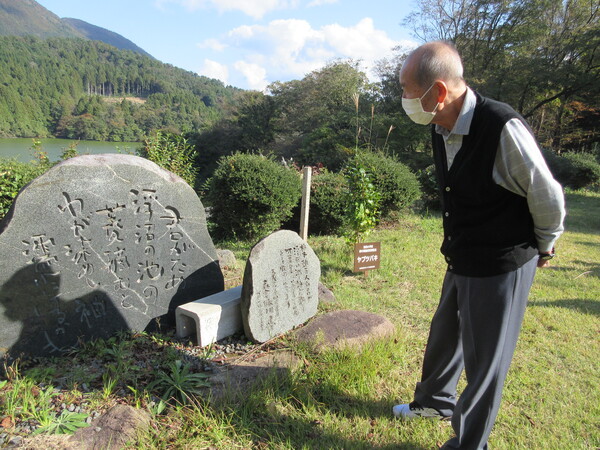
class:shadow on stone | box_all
[0,264,129,360]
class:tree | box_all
[268,61,370,168]
[401,0,600,152]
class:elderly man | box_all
[394,41,565,449]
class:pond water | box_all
[0,138,141,163]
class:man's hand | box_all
[537,258,551,268]
[537,248,555,268]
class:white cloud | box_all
[217,17,408,85]
[191,16,417,89]
[233,61,268,91]
[307,0,339,6]
[156,0,298,19]
[198,59,229,84]
[198,38,227,51]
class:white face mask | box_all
[401,84,439,125]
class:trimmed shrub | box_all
[0,159,48,219]
[309,170,349,235]
[543,149,600,190]
[203,153,302,240]
[351,151,421,216]
[417,164,440,210]
[560,152,600,189]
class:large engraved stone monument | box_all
[0,154,223,358]
[241,230,320,343]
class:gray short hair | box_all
[413,41,464,88]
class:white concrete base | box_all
[175,285,243,347]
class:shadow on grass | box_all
[9,331,433,448]
[207,360,431,450]
[529,298,600,316]
[539,261,600,279]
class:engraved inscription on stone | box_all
[0,154,223,357]
[241,230,320,343]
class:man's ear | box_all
[434,81,448,103]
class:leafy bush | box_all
[344,161,381,243]
[543,149,600,190]
[307,170,349,235]
[297,131,354,171]
[560,152,600,189]
[0,159,48,219]
[203,153,302,240]
[137,131,198,188]
[417,164,440,210]
[351,151,421,216]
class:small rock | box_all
[8,436,23,446]
[295,310,395,351]
[70,405,150,450]
[216,249,236,269]
[318,282,336,303]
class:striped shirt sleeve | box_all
[493,118,566,253]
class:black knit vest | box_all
[432,92,538,277]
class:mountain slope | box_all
[0,36,239,141]
[0,0,82,38]
[63,18,154,59]
[0,0,152,58]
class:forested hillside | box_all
[0,36,240,141]
[62,18,153,59]
[0,0,152,56]
[0,0,77,39]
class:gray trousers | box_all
[414,256,538,450]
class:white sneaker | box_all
[392,401,449,420]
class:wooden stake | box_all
[300,166,311,240]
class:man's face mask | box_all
[401,84,439,125]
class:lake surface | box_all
[0,138,141,163]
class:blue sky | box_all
[36,0,419,91]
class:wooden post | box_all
[299,166,312,241]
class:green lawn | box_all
[2,190,598,449]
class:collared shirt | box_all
[435,88,565,253]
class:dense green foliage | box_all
[352,151,422,217]
[0,0,152,57]
[306,171,349,236]
[137,131,199,187]
[203,154,302,240]
[0,36,238,141]
[402,0,599,154]
[269,62,368,170]
[0,158,49,218]
[0,0,80,39]
[543,149,600,190]
[344,160,381,243]
[560,152,600,189]
[1,0,598,232]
